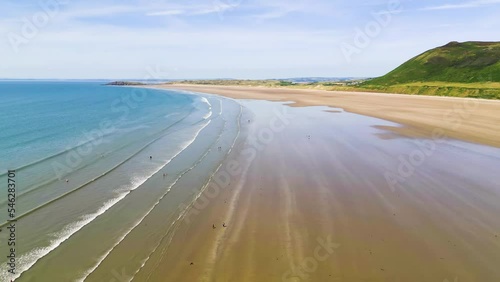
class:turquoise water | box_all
[0,81,192,169]
[0,82,201,220]
[0,81,243,281]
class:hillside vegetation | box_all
[160,42,500,99]
[358,41,500,98]
[364,41,500,85]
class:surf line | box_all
[0,109,202,229]
[0,107,196,209]
[134,118,232,281]
[141,102,243,281]
[81,97,229,282]
[11,120,211,282]
[76,117,220,282]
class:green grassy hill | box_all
[166,42,500,99]
[359,41,500,98]
[365,41,500,84]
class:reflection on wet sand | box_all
[144,100,500,282]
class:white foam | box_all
[7,120,211,281]
[0,196,125,282]
[76,120,211,282]
[200,97,213,120]
[200,97,211,107]
[203,110,213,120]
[135,104,243,281]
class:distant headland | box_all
[105,81,146,86]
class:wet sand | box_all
[152,84,500,148]
[136,90,500,282]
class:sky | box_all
[1,0,499,79]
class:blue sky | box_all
[1,0,499,79]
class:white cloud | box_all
[421,0,500,11]
[144,2,239,17]
[59,5,141,20]
[147,10,185,16]
[248,0,309,20]
[1,0,499,79]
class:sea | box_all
[0,81,243,281]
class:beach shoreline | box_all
[136,88,500,281]
[0,84,247,281]
[146,84,500,148]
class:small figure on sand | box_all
[212,224,216,229]
[223,222,227,228]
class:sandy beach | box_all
[138,85,500,282]
[3,0,499,280]
[153,84,500,148]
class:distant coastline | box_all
[105,81,146,86]
[107,41,500,99]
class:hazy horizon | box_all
[1,0,499,79]
[0,76,367,81]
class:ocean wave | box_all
[200,97,211,107]
[0,109,197,226]
[76,120,211,282]
[0,196,125,282]
[200,97,213,120]
[140,103,243,281]
[133,119,229,281]
[203,111,213,120]
[0,105,195,179]
[8,120,211,281]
